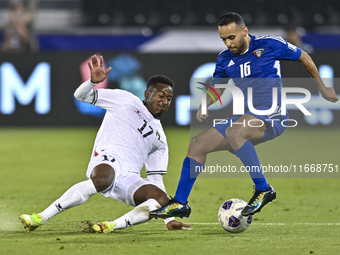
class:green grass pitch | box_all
[0,127,339,255]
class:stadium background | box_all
[0,1,339,254]
[0,0,339,127]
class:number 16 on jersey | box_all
[240,61,251,78]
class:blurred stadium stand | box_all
[0,0,81,33]
[0,0,339,127]
[0,0,339,31]
[0,0,339,51]
[79,0,340,31]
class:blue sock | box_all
[234,141,269,191]
[174,157,203,204]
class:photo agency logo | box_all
[198,83,312,128]
[196,82,223,112]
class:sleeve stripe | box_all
[91,90,98,105]
[255,35,286,44]
[146,170,167,174]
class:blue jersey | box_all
[211,34,302,111]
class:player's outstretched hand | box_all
[166,220,191,230]
[320,87,339,102]
[196,105,209,122]
[87,55,112,83]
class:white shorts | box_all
[86,154,151,206]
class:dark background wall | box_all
[0,51,339,127]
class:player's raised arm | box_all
[298,50,339,102]
[74,55,112,103]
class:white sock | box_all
[109,198,161,230]
[38,179,97,224]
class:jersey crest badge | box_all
[156,130,161,140]
[253,48,264,58]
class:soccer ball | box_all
[218,198,253,233]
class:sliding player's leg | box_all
[20,161,115,231]
[92,175,169,233]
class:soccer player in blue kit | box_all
[150,12,338,218]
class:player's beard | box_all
[233,36,247,55]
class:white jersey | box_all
[89,88,168,175]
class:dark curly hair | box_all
[147,75,174,89]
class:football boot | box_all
[241,185,276,216]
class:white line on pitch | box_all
[13,221,340,226]
[155,222,340,226]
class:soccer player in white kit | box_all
[20,55,190,233]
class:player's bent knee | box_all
[189,136,205,153]
[225,126,242,141]
[133,184,168,206]
[189,136,198,147]
[153,190,169,206]
[90,164,115,192]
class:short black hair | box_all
[147,75,174,89]
[218,12,245,27]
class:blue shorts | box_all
[213,107,288,146]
